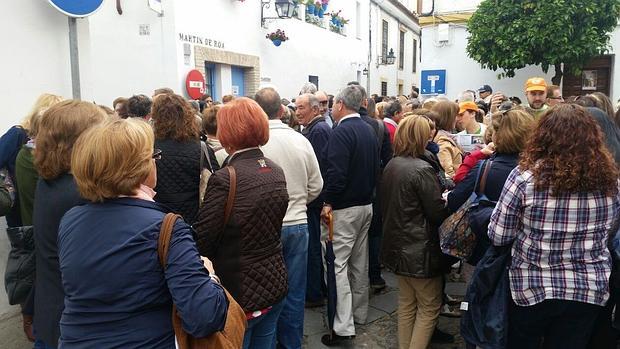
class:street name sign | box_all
[421,69,446,95]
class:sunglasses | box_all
[152,149,162,160]
[319,100,328,105]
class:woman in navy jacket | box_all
[447,108,535,264]
[57,118,227,348]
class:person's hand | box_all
[321,204,333,226]
[201,256,215,274]
[490,93,504,114]
[481,142,495,156]
[22,314,34,342]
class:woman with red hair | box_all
[193,97,289,349]
[488,104,620,348]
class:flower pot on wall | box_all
[307,4,315,15]
[272,39,282,46]
[318,8,324,18]
[322,4,328,11]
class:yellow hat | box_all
[458,101,478,115]
[525,77,548,92]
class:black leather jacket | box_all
[380,155,451,278]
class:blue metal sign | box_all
[420,69,446,95]
[47,0,105,17]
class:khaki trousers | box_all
[397,275,443,349]
[320,204,372,336]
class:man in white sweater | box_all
[256,87,323,349]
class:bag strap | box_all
[157,213,182,270]
[224,166,237,226]
[200,141,214,174]
[476,160,493,196]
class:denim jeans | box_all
[243,301,284,349]
[275,224,309,349]
[33,340,55,349]
[306,208,325,302]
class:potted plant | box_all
[266,29,289,46]
[321,0,329,11]
[306,0,315,16]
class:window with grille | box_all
[399,30,405,70]
[381,81,388,96]
[412,38,417,73]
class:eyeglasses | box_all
[319,100,328,105]
[548,96,563,100]
[152,149,162,160]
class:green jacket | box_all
[15,145,38,225]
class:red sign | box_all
[185,69,205,99]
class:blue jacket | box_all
[57,198,227,349]
[302,115,332,208]
[447,153,519,212]
[324,115,379,210]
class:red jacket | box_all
[453,150,490,184]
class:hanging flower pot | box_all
[318,8,324,18]
[314,5,320,16]
[322,3,328,11]
[266,29,289,47]
[321,0,329,11]
[307,3,315,15]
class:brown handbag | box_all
[157,166,246,349]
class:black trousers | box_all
[508,299,602,349]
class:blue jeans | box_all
[275,224,309,349]
[34,340,55,349]
[243,301,284,349]
[306,208,325,302]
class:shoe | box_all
[431,328,455,344]
[370,277,386,290]
[439,304,461,318]
[321,333,355,346]
[305,300,324,308]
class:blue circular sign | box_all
[47,0,105,17]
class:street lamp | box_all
[261,0,296,27]
[376,48,396,67]
[363,68,368,76]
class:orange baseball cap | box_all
[458,101,479,114]
[525,77,547,92]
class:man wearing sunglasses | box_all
[316,90,333,128]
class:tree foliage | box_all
[466,0,620,83]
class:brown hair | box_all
[72,118,154,202]
[151,94,200,142]
[393,115,431,158]
[202,105,221,136]
[431,101,458,131]
[34,100,106,180]
[546,85,560,98]
[217,97,269,151]
[222,95,235,104]
[491,109,535,154]
[520,104,618,196]
[590,92,618,127]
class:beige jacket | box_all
[434,130,463,179]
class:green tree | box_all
[466,0,620,85]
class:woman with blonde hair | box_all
[431,100,462,179]
[56,118,227,348]
[31,100,106,348]
[381,115,451,349]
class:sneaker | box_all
[431,328,455,344]
[439,304,461,318]
[320,333,355,346]
[370,277,386,290]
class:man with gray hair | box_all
[299,82,318,95]
[255,87,323,349]
[315,90,334,127]
[320,85,379,346]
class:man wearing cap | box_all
[457,101,487,135]
[525,77,549,117]
[478,84,493,105]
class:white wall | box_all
[608,29,620,103]
[421,0,481,14]
[87,0,178,106]
[0,0,74,133]
[420,25,554,101]
[173,0,368,99]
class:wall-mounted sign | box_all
[186,69,206,99]
[420,69,446,95]
[582,70,597,91]
[232,86,240,96]
[148,0,163,15]
[47,0,104,17]
[178,33,225,49]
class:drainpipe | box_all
[367,2,372,94]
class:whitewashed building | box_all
[418,0,620,102]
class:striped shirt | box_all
[488,167,620,307]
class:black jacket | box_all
[154,139,201,224]
[359,107,393,169]
[33,174,86,347]
[381,156,451,278]
[194,148,289,312]
[302,115,332,208]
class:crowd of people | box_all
[2,75,620,349]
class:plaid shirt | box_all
[488,168,620,307]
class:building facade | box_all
[418,0,620,103]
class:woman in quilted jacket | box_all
[194,97,289,349]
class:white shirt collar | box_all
[338,112,361,123]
